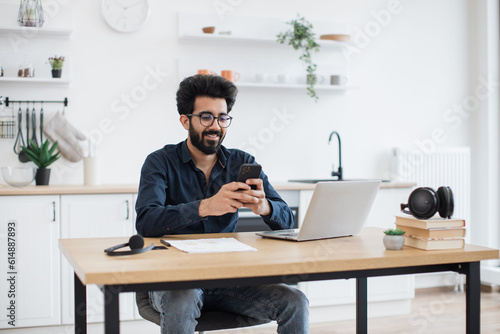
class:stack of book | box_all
[394,215,466,250]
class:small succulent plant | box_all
[383,228,406,236]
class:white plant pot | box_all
[383,235,404,250]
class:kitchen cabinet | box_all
[297,187,416,322]
[60,194,136,324]
[0,195,60,328]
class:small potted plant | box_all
[277,14,321,101]
[21,139,61,185]
[383,228,406,250]
[48,56,65,78]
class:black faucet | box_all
[328,131,343,180]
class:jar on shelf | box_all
[17,0,45,27]
[18,56,34,77]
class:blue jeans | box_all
[149,284,309,333]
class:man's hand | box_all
[238,178,272,216]
[199,181,262,217]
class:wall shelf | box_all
[0,77,70,86]
[237,82,357,91]
[0,26,73,39]
[178,34,348,49]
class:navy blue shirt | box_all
[135,140,294,237]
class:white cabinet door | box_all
[0,195,60,328]
[60,194,136,324]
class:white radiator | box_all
[391,147,471,241]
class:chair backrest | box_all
[135,291,271,332]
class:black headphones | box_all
[104,235,155,256]
[400,186,454,219]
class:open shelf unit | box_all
[0,25,72,85]
[177,12,356,93]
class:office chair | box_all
[136,291,271,333]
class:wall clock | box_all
[101,0,150,33]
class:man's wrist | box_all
[259,199,272,217]
[199,199,209,217]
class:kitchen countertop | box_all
[0,181,416,196]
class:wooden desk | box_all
[59,227,498,334]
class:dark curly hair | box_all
[176,74,238,115]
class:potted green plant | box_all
[383,228,406,250]
[277,15,321,101]
[48,56,65,78]
[21,139,61,185]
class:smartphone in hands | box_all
[237,164,262,190]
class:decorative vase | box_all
[17,0,45,27]
[51,69,62,78]
[35,168,51,186]
[383,235,404,250]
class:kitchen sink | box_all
[288,179,390,183]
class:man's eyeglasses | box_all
[186,112,233,128]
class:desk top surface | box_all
[59,227,499,286]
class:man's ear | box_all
[180,114,190,130]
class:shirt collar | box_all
[180,139,228,168]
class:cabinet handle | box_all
[125,200,130,220]
[52,201,56,222]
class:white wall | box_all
[0,0,474,186]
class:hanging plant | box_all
[277,14,321,101]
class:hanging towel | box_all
[43,111,86,162]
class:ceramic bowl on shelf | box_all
[202,26,215,34]
[1,166,36,187]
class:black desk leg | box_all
[464,262,480,334]
[74,273,87,334]
[356,277,368,334]
[104,286,120,334]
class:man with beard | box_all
[135,74,309,333]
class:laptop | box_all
[256,180,381,241]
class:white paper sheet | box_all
[166,237,257,253]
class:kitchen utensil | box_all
[13,105,25,155]
[19,103,30,162]
[31,102,37,146]
[39,102,43,143]
[1,166,36,187]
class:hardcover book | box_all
[395,215,465,229]
[403,235,465,250]
[395,224,466,239]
